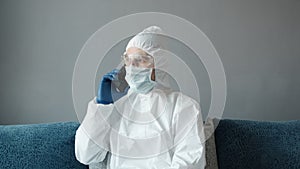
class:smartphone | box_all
[112,65,129,92]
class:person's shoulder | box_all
[166,90,196,101]
[154,84,200,107]
[167,91,200,108]
[168,91,201,123]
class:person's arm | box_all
[75,69,128,165]
[169,119,206,169]
[75,126,108,165]
[168,99,206,169]
[171,121,205,169]
[75,97,114,165]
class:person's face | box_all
[124,47,155,80]
[124,47,154,68]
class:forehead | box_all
[126,47,147,55]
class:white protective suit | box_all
[75,26,206,169]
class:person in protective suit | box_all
[75,26,206,169]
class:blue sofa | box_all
[0,122,88,169]
[0,119,299,169]
[213,119,300,169]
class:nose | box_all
[132,61,138,67]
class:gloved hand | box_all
[96,69,129,104]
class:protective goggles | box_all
[121,52,154,67]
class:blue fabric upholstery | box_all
[214,119,300,169]
[0,121,88,169]
[1,119,299,169]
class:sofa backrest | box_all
[2,119,299,169]
[214,119,300,169]
[0,121,88,169]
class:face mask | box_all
[125,66,156,94]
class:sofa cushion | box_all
[0,121,88,169]
[214,119,300,169]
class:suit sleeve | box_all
[75,97,114,165]
[168,99,206,169]
[75,126,108,165]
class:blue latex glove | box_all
[96,69,129,104]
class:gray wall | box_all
[0,0,299,124]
